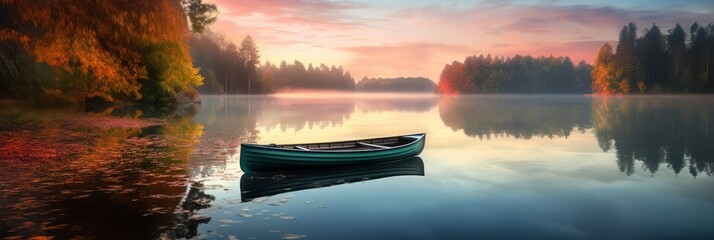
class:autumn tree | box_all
[0,0,218,105]
[591,43,620,94]
[437,61,466,94]
[595,21,714,94]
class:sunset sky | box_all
[206,0,714,81]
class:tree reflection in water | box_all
[438,95,591,139]
[438,95,714,177]
[167,182,215,239]
[5,94,713,238]
[592,96,714,177]
[0,106,203,239]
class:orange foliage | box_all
[437,61,465,94]
[3,0,198,103]
[591,43,620,95]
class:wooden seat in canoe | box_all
[239,133,426,172]
[357,142,391,149]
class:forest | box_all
[258,61,356,91]
[0,0,219,106]
[189,33,265,94]
[592,22,714,94]
[356,77,436,92]
[6,0,711,107]
[437,55,592,94]
[0,0,362,106]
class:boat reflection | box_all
[240,157,425,202]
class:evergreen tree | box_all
[436,55,589,94]
[238,35,260,94]
[668,24,686,76]
[614,23,637,89]
[639,24,666,90]
[182,0,217,33]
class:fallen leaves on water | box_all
[282,234,307,239]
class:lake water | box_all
[2,94,714,239]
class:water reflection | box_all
[240,157,424,202]
[356,95,437,113]
[192,96,260,165]
[592,96,714,177]
[4,94,714,239]
[438,95,591,139]
[259,97,355,132]
[436,95,714,177]
[168,181,216,239]
[255,95,437,133]
[0,112,203,239]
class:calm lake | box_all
[2,94,714,239]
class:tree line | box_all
[189,33,266,94]
[0,0,218,106]
[0,0,362,104]
[190,31,357,94]
[592,22,714,94]
[356,77,436,92]
[259,61,356,91]
[437,55,592,94]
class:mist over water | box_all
[188,94,714,239]
[2,94,714,239]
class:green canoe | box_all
[240,133,426,172]
[240,157,424,202]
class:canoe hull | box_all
[240,134,425,172]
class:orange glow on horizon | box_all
[206,0,708,81]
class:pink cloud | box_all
[339,43,475,80]
[210,0,366,29]
[206,1,713,81]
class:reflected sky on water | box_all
[2,94,714,239]
[187,94,714,239]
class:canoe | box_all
[240,157,424,202]
[240,133,426,172]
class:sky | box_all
[205,0,714,82]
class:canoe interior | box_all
[239,133,426,172]
[272,135,420,151]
